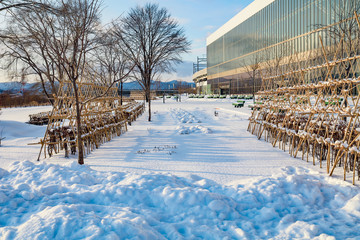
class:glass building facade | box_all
[205,0,356,94]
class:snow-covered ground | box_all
[1,97,360,239]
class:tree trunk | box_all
[120,81,123,105]
[148,89,151,121]
[73,81,84,165]
[252,70,256,104]
[39,76,54,105]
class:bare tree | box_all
[175,80,192,102]
[0,0,49,12]
[2,0,103,164]
[0,1,65,103]
[259,42,296,91]
[0,1,55,99]
[2,0,142,164]
[49,0,102,165]
[315,0,360,77]
[88,29,134,105]
[240,53,262,103]
[113,3,190,121]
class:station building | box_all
[193,0,358,95]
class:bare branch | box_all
[112,3,190,121]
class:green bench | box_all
[325,98,343,106]
[248,102,263,110]
[248,104,260,110]
[233,100,245,108]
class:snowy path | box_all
[42,99,317,185]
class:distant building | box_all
[193,57,208,94]
[194,0,357,95]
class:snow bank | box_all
[176,125,212,134]
[171,108,211,134]
[0,161,359,239]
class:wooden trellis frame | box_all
[35,80,145,160]
[248,12,360,184]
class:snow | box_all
[171,108,201,123]
[176,125,212,134]
[0,161,359,239]
[1,97,360,239]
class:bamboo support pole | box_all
[248,13,360,183]
[326,143,331,174]
[344,152,349,181]
[36,80,145,160]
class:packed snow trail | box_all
[0,161,360,239]
[73,99,325,184]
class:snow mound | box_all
[0,162,359,239]
[171,108,201,123]
[176,125,212,134]
[171,108,210,134]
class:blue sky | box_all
[0,0,253,82]
[101,0,254,81]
